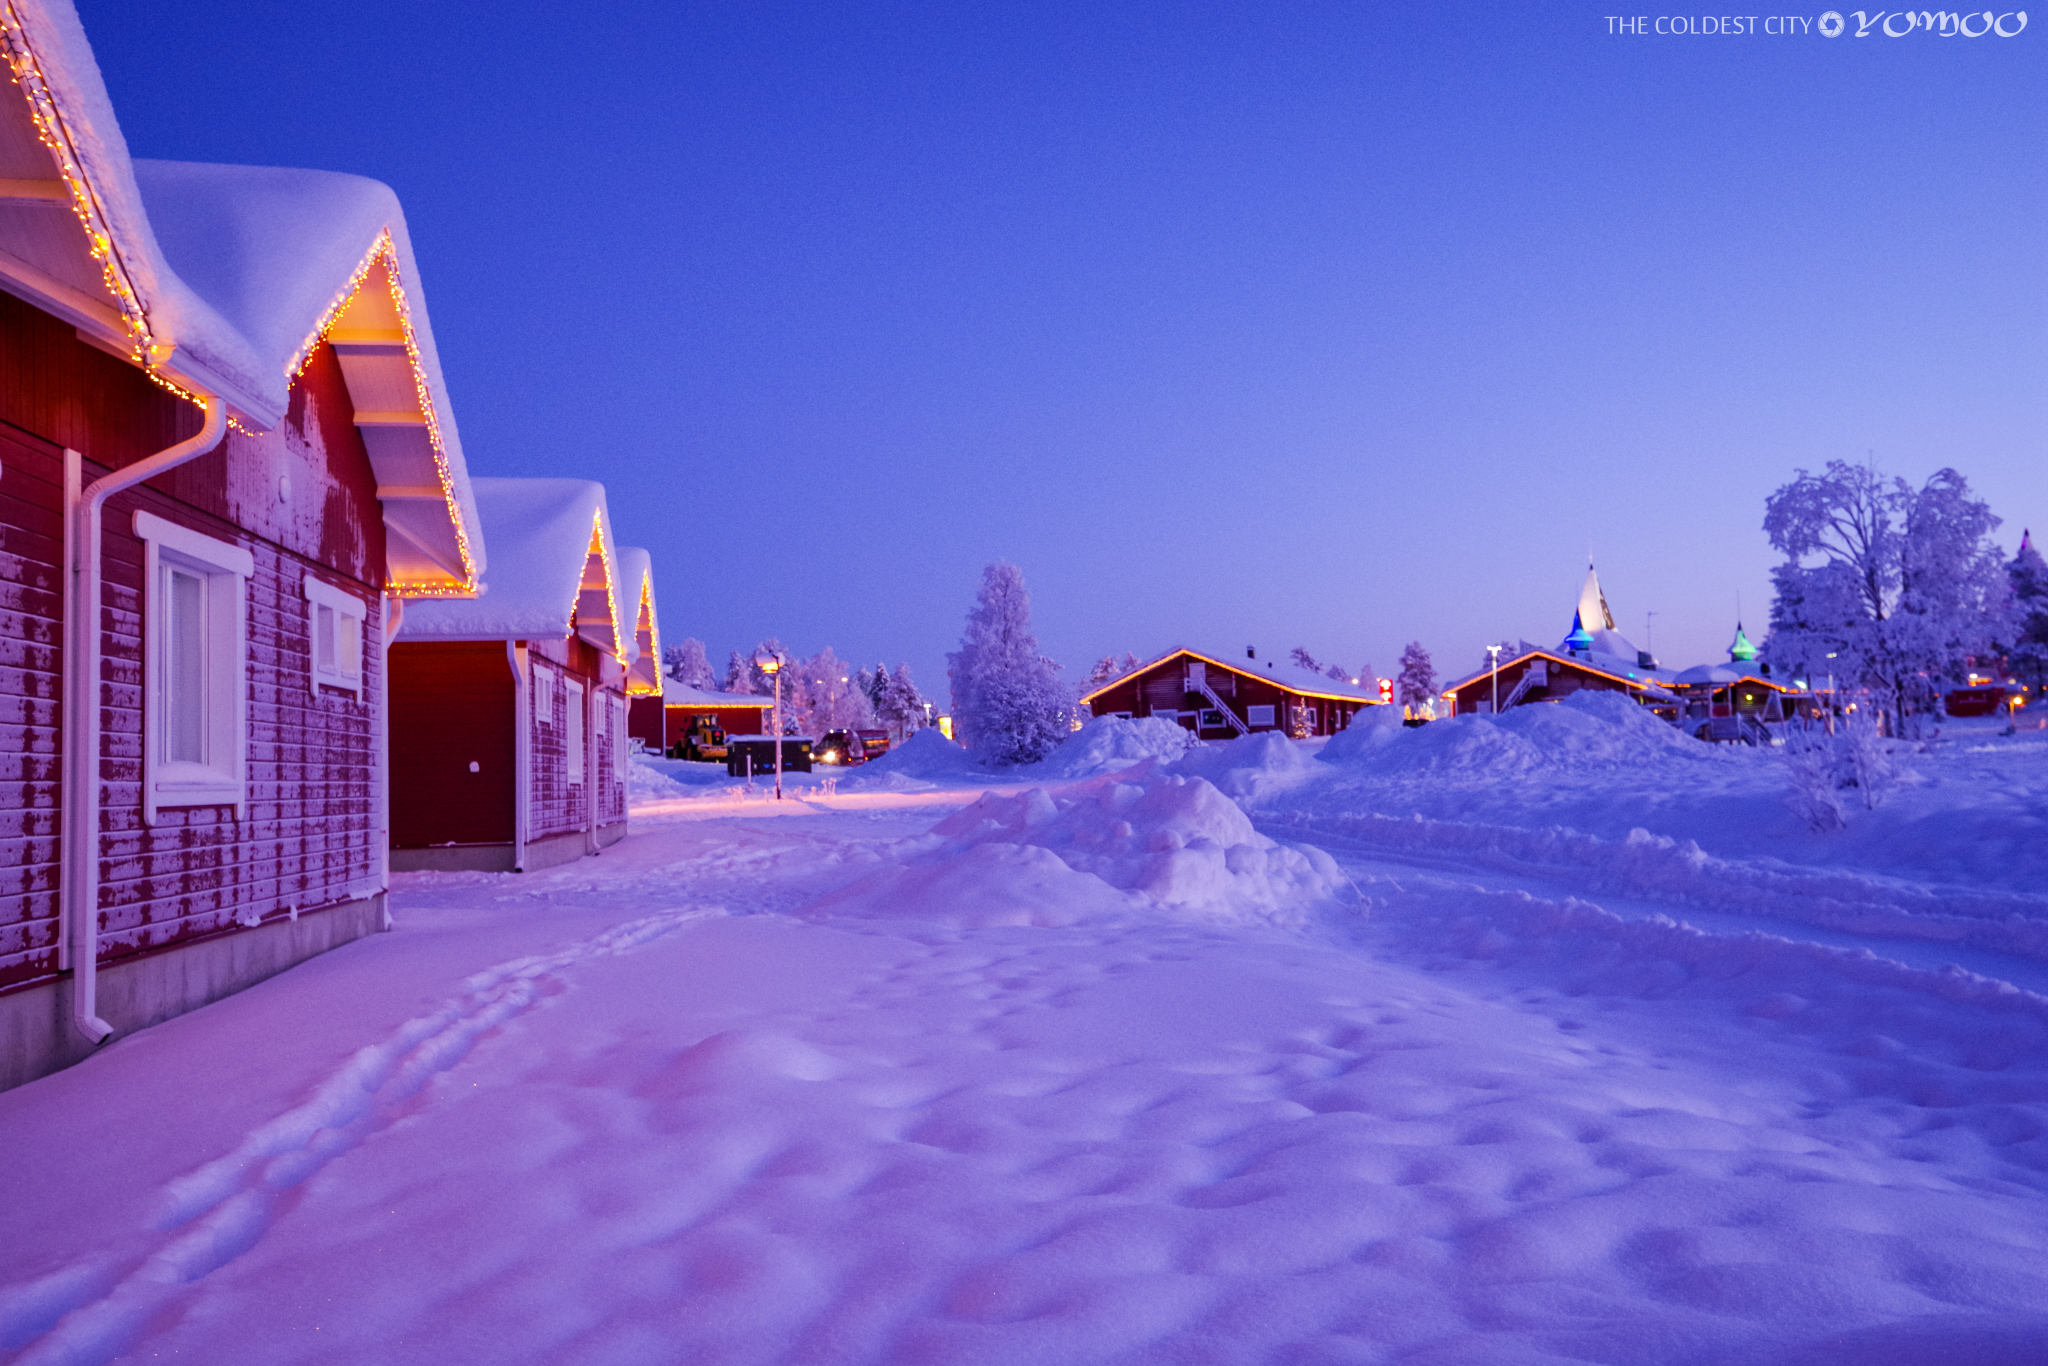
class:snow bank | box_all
[1036,714,1194,779]
[841,727,984,790]
[1170,730,1319,802]
[1322,691,1719,779]
[808,771,1344,929]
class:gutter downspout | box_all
[584,674,598,856]
[376,594,404,909]
[507,642,529,872]
[61,396,226,1045]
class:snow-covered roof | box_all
[661,680,773,709]
[616,547,661,697]
[401,479,620,650]
[1671,663,1790,690]
[0,2,482,597]
[1444,647,1677,700]
[1081,646,1384,705]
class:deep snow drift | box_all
[2,700,2045,1366]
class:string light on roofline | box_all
[292,231,478,598]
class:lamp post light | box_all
[754,648,786,800]
[1487,644,1502,715]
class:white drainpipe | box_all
[583,676,598,856]
[61,396,227,1045]
[507,642,529,872]
[376,594,405,896]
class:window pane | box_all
[168,568,204,763]
[340,613,360,677]
[317,604,335,672]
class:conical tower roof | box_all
[1577,563,1616,633]
[1728,622,1758,663]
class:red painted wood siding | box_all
[0,315,387,996]
[389,642,515,848]
[522,638,626,838]
[0,423,64,990]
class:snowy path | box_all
[3,765,2047,1364]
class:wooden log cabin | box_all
[391,479,632,873]
[1080,648,1382,739]
[0,0,485,1089]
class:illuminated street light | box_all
[755,648,786,800]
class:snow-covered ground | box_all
[4,704,2047,1365]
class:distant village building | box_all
[0,1,484,1089]
[1443,565,1679,718]
[630,681,776,756]
[390,480,631,873]
[1080,648,1382,738]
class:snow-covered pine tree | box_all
[948,562,1071,765]
[1397,642,1436,712]
[1290,647,1323,673]
[1119,651,1140,675]
[1088,656,1120,686]
[1325,663,1348,683]
[876,663,928,741]
[2006,531,2048,697]
[723,650,757,694]
[663,638,713,687]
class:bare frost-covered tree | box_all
[1762,461,2010,734]
[663,638,713,687]
[949,562,1070,765]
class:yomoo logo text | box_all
[1820,9,2029,34]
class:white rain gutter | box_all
[61,395,227,1045]
[376,594,405,895]
[507,642,529,872]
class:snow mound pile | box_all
[1324,690,1724,780]
[628,755,705,803]
[806,771,1344,929]
[1037,714,1195,779]
[842,727,982,790]
[1171,730,1319,804]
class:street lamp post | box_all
[755,649,785,800]
[1487,644,1502,715]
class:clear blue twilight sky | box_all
[80,3,2046,695]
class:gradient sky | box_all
[81,2,2047,697]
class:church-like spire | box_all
[1728,622,1758,663]
[1577,562,1615,633]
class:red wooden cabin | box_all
[631,681,776,755]
[617,547,664,727]
[391,479,631,873]
[1080,648,1382,739]
[0,0,484,1089]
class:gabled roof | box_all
[0,2,482,596]
[401,479,620,651]
[1671,663,1792,691]
[1079,646,1384,706]
[1444,647,1677,700]
[616,547,661,696]
[661,680,774,709]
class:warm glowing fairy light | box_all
[2,5,154,359]
[626,574,662,695]
[290,230,478,597]
[568,510,625,661]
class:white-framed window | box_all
[535,667,555,727]
[613,694,628,782]
[303,575,366,699]
[136,511,253,824]
[567,678,586,784]
[1245,704,1277,728]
